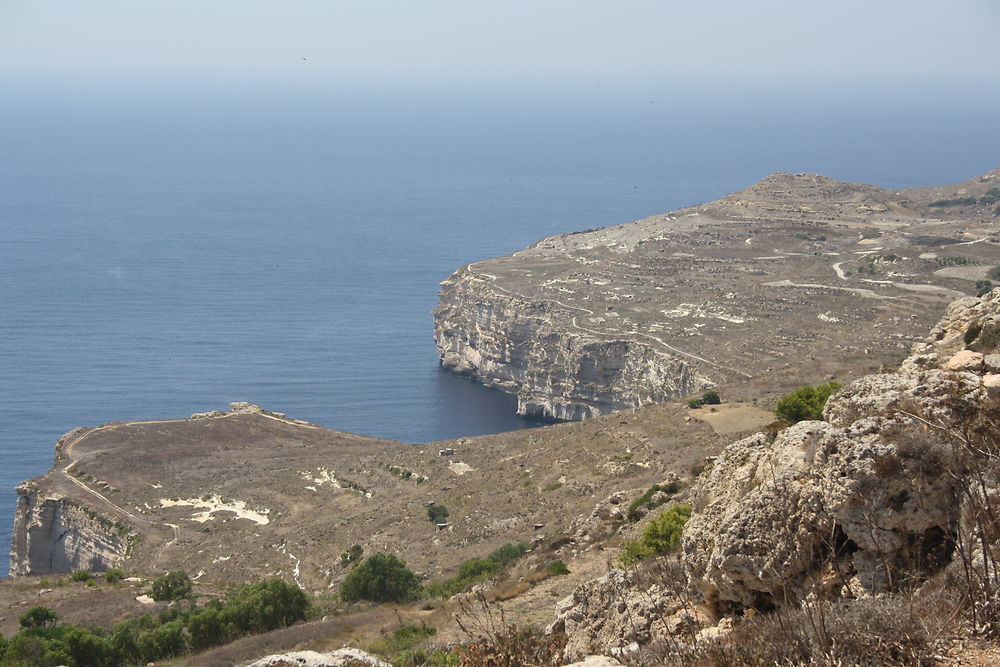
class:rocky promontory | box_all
[435,169,1000,420]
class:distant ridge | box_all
[696,171,908,222]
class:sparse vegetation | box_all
[545,560,570,576]
[339,553,422,604]
[340,543,363,568]
[427,503,450,523]
[687,389,722,409]
[368,625,441,665]
[929,196,979,207]
[69,570,93,583]
[774,381,841,424]
[424,542,531,598]
[104,568,125,584]
[976,279,993,296]
[979,187,1000,205]
[619,504,692,566]
[627,481,681,522]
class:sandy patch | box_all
[690,403,774,435]
[448,461,474,475]
[159,495,270,525]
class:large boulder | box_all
[683,290,1000,615]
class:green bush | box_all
[19,606,60,629]
[70,570,93,583]
[545,560,570,576]
[619,504,692,566]
[774,382,842,424]
[369,625,437,662]
[0,578,309,666]
[424,542,531,598]
[687,397,703,409]
[340,553,422,604]
[976,280,993,296]
[150,570,192,602]
[427,504,450,523]
[701,389,721,405]
[340,543,363,568]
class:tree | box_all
[19,605,60,629]
[774,382,842,424]
[150,570,192,601]
[339,553,421,603]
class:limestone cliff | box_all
[434,169,998,422]
[434,266,708,420]
[8,484,129,576]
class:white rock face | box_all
[8,486,129,576]
[434,267,709,421]
[246,648,392,667]
[683,289,1000,615]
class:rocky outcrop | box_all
[246,648,392,667]
[683,289,1000,615]
[548,567,702,659]
[434,267,709,420]
[8,485,129,576]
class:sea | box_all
[2,76,998,564]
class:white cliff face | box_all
[8,485,129,576]
[434,268,709,421]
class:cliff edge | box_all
[435,169,1000,421]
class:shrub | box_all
[545,560,570,576]
[340,543,363,568]
[223,578,311,633]
[425,543,531,598]
[104,568,125,584]
[340,553,422,603]
[427,504,450,523]
[619,504,692,566]
[627,482,681,522]
[70,570,93,583]
[150,570,192,601]
[976,280,993,296]
[368,625,437,663]
[18,605,60,628]
[687,397,703,409]
[774,381,841,424]
[701,389,721,405]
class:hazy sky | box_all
[1,0,998,87]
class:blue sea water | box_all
[1,78,998,563]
